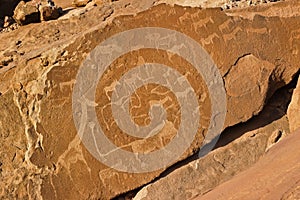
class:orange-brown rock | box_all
[13,1,40,25]
[0,0,299,199]
[52,0,74,8]
[72,0,91,7]
[194,127,300,200]
[38,0,61,21]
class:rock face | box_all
[288,75,300,132]
[12,0,61,25]
[0,0,299,199]
[195,128,300,200]
[38,0,61,21]
[133,87,292,200]
[13,1,40,25]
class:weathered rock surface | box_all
[38,0,61,21]
[13,1,41,25]
[288,75,300,132]
[3,16,15,28]
[0,0,299,199]
[72,0,91,7]
[12,0,61,25]
[194,127,300,200]
[52,0,105,8]
[133,87,292,200]
[0,19,3,28]
[52,0,74,8]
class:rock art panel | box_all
[0,0,299,199]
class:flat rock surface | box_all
[195,128,300,200]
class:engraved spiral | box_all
[72,27,227,173]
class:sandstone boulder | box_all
[13,1,40,25]
[0,0,299,199]
[38,0,61,21]
[12,0,61,25]
[195,127,300,200]
[287,75,300,132]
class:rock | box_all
[287,75,300,133]
[13,1,40,25]
[38,0,61,21]
[12,0,61,25]
[93,0,104,6]
[160,0,282,8]
[72,0,91,7]
[52,0,74,8]
[0,0,299,199]
[133,87,292,200]
[3,16,15,28]
[195,128,300,200]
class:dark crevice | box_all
[273,130,283,144]
[223,53,251,78]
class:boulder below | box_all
[195,127,300,200]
